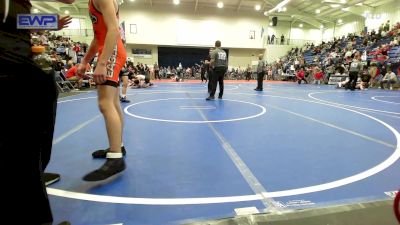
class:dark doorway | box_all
[158,46,229,68]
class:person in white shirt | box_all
[380,68,398,90]
[131,74,153,88]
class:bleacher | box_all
[388,45,400,64]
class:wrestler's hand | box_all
[76,63,87,78]
[93,64,107,84]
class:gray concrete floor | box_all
[185,199,398,225]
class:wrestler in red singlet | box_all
[89,0,126,86]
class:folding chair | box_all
[60,69,77,90]
[54,71,70,93]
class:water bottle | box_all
[32,45,53,74]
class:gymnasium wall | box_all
[229,48,265,68]
[51,8,94,44]
[367,0,400,31]
[333,19,365,38]
[266,20,323,45]
[265,44,297,63]
[119,6,266,49]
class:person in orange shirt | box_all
[66,64,83,89]
[78,0,127,181]
[66,63,92,89]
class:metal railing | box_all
[265,38,319,46]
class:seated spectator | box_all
[356,67,371,90]
[296,68,308,84]
[313,67,324,84]
[369,62,380,86]
[65,64,83,89]
[372,53,388,63]
[335,63,347,75]
[381,44,390,55]
[66,63,92,89]
[380,68,397,90]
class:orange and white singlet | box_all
[89,0,127,86]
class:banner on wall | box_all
[132,48,152,58]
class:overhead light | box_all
[217,2,224,8]
[255,5,261,11]
[268,0,290,13]
[64,10,69,14]
[341,7,349,11]
[320,24,324,29]
[173,0,180,5]
[33,8,39,13]
[263,11,268,16]
[338,19,343,23]
[355,2,363,6]
[269,22,273,26]
[129,0,135,1]
[340,0,346,3]
[330,4,340,8]
[299,23,303,27]
[315,9,320,14]
[282,7,287,12]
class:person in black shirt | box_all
[200,60,207,83]
[1,1,74,224]
[204,49,213,93]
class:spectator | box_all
[357,67,371,90]
[380,67,397,90]
[296,67,308,84]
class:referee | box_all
[254,54,266,91]
[206,40,227,100]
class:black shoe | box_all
[43,173,60,186]
[92,146,127,158]
[120,96,130,103]
[218,96,223,99]
[206,96,215,100]
[83,158,126,181]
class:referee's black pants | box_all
[201,71,207,82]
[256,71,265,90]
[209,67,227,97]
[207,70,213,93]
[348,71,358,90]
